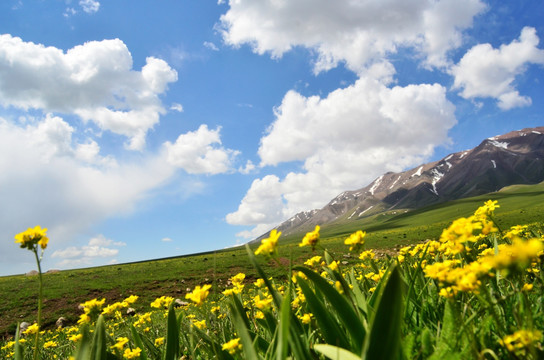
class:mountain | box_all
[263,126,544,238]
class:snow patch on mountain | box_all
[489,140,508,149]
[369,175,383,195]
[430,168,444,195]
[491,160,496,168]
[412,166,423,177]
[359,206,373,217]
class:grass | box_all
[1,182,544,339]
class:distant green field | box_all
[1,182,544,338]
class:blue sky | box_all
[1,0,543,276]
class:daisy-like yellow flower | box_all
[191,319,206,330]
[111,337,130,351]
[299,225,320,249]
[222,338,242,355]
[344,230,366,252]
[43,340,57,348]
[150,296,174,309]
[299,313,313,324]
[253,294,273,311]
[304,255,322,267]
[69,334,83,342]
[255,229,281,257]
[185,284,212,306]
[23,323,39,335]
[123,347,142,359]
[154,337,165,347]
[14,225,49,250]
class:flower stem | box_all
[33,247,43,360]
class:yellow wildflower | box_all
[344,230,366,252]
[299,313,313,324]
[191,319,206,330]
[43,340,57,348]
[499,329,542,355]
[123,347,141,359]
[304,255,322,267]
[255,229,281,256]
[299,225,320,249]
[359,250,375,261]
[185,284,212,306]
[222,338,242,355]
[150,296,174,309]
[253,294,273,311]
[328,260,339,271]
[111,337,129,351]
[14,225,49,250]
[69,334,83,342]
[23,323,39,335]
[254,278,266,288]
[154,337,165,347]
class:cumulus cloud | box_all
[451,27,544,110]
[0,35,177,150]
[0,115,176,273]
[219,0,486,73]
[52,234,124,268]
[164,124,240,175]
[227,72,456,236]
[170,103,184,112]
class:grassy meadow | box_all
[1,182,544,359]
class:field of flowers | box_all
[1,200,543,359]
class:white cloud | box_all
[203,41,219,51]
[170,103,184,112]
[164,124,240,175]
[238,160,256,174]
[161,237,173,242]
[79,0,100,14]
[227,74,456,234]
[0,116,176,273]
[51,234,124,269]
[219,0,486,73]
[451,27,544,110]
[0,35,177,150]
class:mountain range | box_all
[260,126,544,239]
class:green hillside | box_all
[1,181,544,338]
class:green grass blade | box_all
[277,283,291,360]
[313,344,361,360]
[363,264,403,360]
[297,277,350,349]
[89,315,108,360]
[13,323,23,360]
[245,244,283,308]
[295,266,366,353]
[164,302,180,360]
[228,301,261,359]
[130,325,148,360]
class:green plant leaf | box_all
[313,344,361,360]
[130,325,148,360]
[363,263,404,360]
[164,303,180,360]
[90,315,108,360]
[294,266,366,354]
[228,301,261,359]
[277,283,291,360]
[13,323,23,360]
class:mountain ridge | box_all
[257,126,544,240]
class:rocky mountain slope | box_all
[265,126,544,238]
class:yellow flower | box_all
[522,283,533,292]
[328,260,339,271]
[185,284,212,306]
[299,225,320,249]
[359,250,375,261]
[14,225,49,250]
[344,230,366,252]
[69,334,83,342]
[299,313,312,324]
[191,319,206,329]
[254,278,265,287]
[150,296,174,309]
[253,294,273,311]
[111,337,130,351]
[255,229,281,256]
[43,340,57,348]
[154,337,165,347]
[304,256,322,267]
[123,347,142,359]
[23,323,39,335]
[123,295,139,304]
[231,273,246,287]
[499,329,542,355]
[222,338,242,355]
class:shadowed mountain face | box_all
[262,127,544,239]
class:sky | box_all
[0,0,543,276]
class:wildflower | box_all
[474,200,499,218]
[14,225,49,250]
[80,298,106,321]
[499,329,542,355]
[123,347,142,359]
[69,334,83,342]
[134,312,152,328]
[111,337,130,351]
[254,278,265,288]
[345,230,366,252]
[191,319,206,330]
[222,338,242,355]
[359,250,375,261]
[23,323,39,335]
[231,273,246,287]
[154,337,165,347]
[328,260,339,271]
[185,284,212,306]
[43,340,57,348]
[255,229,281,257]
[522,283,533,292]
[304,255,322,267]
[253,294,273,311]
[123,295,138,304]
[299,225,320,249]
[150,296,174,309]
[299,313,312,324]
